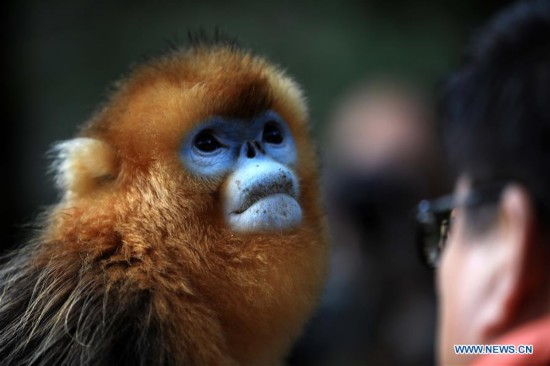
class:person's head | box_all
[433,1,550,364]
[326,82,444,233]
[326,81,435,173]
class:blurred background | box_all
[3,0,515,365]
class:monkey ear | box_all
[51,138,119,197]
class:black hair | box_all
[442,0,550,222]
[187,28,240,50]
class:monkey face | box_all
[180,110,301,232]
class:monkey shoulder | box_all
[0,244,174,366]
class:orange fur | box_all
[19,44,328,365]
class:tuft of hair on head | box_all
[187,28,241,51]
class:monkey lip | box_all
[224,162,302,232]
[232,180,297,215]
[228,193,302,232]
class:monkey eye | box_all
[193,130,223,153]
[262,122,284,145]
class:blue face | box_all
[179,110,302,233]
[180,110,297,178]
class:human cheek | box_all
[437,220,472,363]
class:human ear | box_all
[480,184,536,339]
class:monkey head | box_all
[0,42,328,365]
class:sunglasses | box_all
[415,182,506,269]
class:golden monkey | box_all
[0,38,328,365]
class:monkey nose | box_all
[242,140,265,159]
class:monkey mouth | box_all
[233,180,296,215]
[229,193,302,232]
[224,162,302,233]
[226,177,302,232]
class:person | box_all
[416,1,550,365]
[289,81,444,366]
